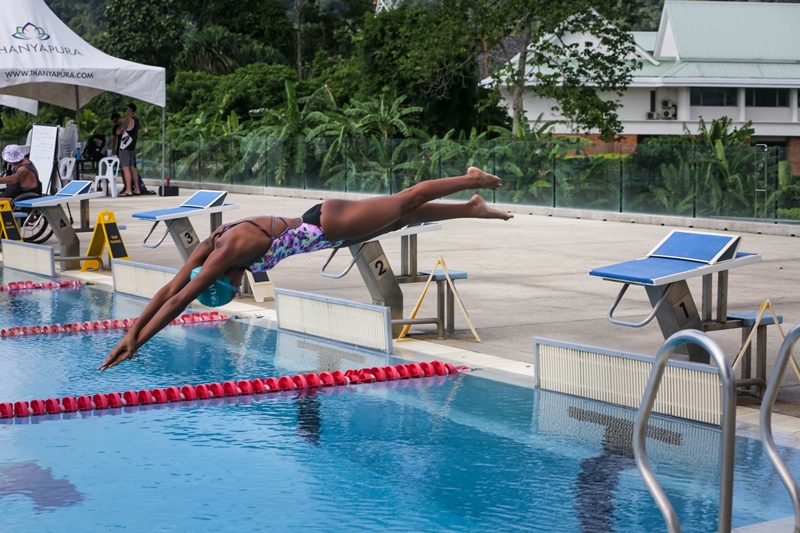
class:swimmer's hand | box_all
[99,336,137,370]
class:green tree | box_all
[177,26,286,76]
[356,1,495,137]
[175,0,296,63]
[99,0,187,76]
[487,0,642,140]
[687,117,756,217]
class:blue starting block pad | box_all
[132,190,239,262]
[14,180,103,208]
[590,230,762,363]
[132,190,238,222]
[13,181,105,270]
[589,230,760,286]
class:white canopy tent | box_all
[0,0,166,178]
[0,95,38,115]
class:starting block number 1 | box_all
[82,210,129,271]
[0,200,22,241]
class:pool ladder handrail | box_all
[759,323,800,533]
[633,329,737,533]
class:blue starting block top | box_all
[590,230,761,286]
[14,180,102,208]
[132,190,238,221]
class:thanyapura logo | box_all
[12,22,50,41]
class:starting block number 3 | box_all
[179,228,199,249]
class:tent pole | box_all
[161,106,166,185]
[74,87,80,132]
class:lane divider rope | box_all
[0,361,470,419]
[0,280,83,291]
[0,311,228,337]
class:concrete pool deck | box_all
[10,182,800,531]
[63,184,800,393]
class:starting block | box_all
[590,230,761,362]
[132,190,239,262]
[15,181,104,270]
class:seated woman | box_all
[0,145,42,199]
[100,166,512,370]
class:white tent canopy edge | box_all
[0,0,165,108]
[0,0,166,182]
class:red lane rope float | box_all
[0,361,470,419]
[0,280,83,292]
[0,312,228,338]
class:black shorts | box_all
[301,203,323,226]
[301,202,361,248]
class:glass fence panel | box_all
[423,140,495,201]
[775,147,800,223]
[168,139,201,184]
[621,143,695,216]
[694,144,761,220]
[160,137,800,224]
[344,138,394,195]
[230,136,264,187]
[493,140,554,207]
[305,137,334,191]
[136,138,163,184]
[553,146,621,210]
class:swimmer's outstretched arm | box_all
[99,241,229,370]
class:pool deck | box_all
[10,182,800,531]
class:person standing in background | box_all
[110,112,123,156]
[117,103,140,196]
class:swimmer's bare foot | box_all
[469,194,514,220]
[466,166,502,191]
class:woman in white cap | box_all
[0,144,41,199]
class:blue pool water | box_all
[0,274,797,532]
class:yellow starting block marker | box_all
[398,256,480,342]
[82,210,129,271]
[0,200,22,241]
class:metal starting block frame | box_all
[14,181,104,270]
[132,190,239,262]
[589,230,761,362]
[320,222,445,338]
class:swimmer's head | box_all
[190,267,239,307]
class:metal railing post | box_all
[633,329,736,533]
[759,323,800,533]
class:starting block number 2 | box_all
[370,254,390,279]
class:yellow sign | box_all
[82,211,129,271]
[398,256,480,342]
[0,200,22,241]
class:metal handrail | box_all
[759,323,800,533]
[141,220,175,249]
[319,244,367,279]
[633,329,737,533]
[607,283,672,328]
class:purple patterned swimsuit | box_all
[247,221,343,273]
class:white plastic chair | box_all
[93,156,121,197]
[58,157,76,187]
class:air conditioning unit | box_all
[661,107,677,120]
[661,99,676,109]
[646,111,659,120]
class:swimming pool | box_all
[0,276,797,532]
